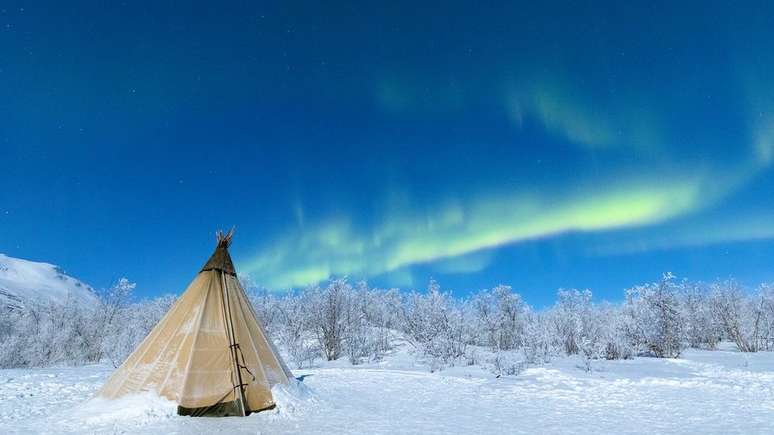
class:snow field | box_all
[1,346,773,434]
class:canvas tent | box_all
[99,230,293,416]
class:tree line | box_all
[2,274,773,374]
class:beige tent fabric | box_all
[99,241,292,414]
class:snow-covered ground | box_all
[2,345,773,435]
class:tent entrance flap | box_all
[177,401,278,417]
[177,400,244,417]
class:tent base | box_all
[177,400,276,417]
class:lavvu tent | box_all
[98,230,293,416]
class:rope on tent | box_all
[231,343,257,382]
[228,343,257,382]
[239,364,256,382]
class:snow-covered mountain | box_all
[0,254,97,308]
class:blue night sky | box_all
[2,1,774,304]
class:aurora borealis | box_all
[2,2,774,302]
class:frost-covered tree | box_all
[710,280,766,352]
[679,283,719,350]
[342,281,369,364]
[360,287,401,361]
[401,280,470,369]
[244,283,281,335]
[341,282,400,364]
[0,295,99,367]
[548,290,627,369]
[551,289,594,356]
[0,278,174,369]
[98,278,137,365]
[759,283,774,351]
[472,285,527,352]
[597,303,634,360]
[521,310,559,364]
[309,280,352,361]
[624,273,683,358]
[274,291,318,368]
[5,271,774,372]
